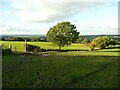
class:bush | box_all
[5,37,31,41]
[2,49,13,55]
[109,39,120,46]
[87,42,96,51]
[81,38,90,44]
[33,47,42,53]
[2,38,5,41]
[76,38,83,44]
[10,37,24,41]
[26,44,42,53]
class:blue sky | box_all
[0,0,118,35]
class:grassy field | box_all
[1,41,89,52]
[1,41,120,52]
[1,41,119,88]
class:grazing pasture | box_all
[1,41,89,52]
[1,41,119,88]
[1,41,120,52]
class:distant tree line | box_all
[1,37,47,42]
[76,38,90,44]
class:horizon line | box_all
[1,34,119,36]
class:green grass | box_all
[1,41,120,52]
[1,41,119,88]
[2,51,118,88]
[1,41,89,52]
[1,41,26,52]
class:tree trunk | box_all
[59,45,61,51]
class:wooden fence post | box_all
[9,45,12,51]
[25,39,27,52]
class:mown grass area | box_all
[2,51,119,88]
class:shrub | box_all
[81,38,90,44]
[2,49,13,55]
[76,38,83,44]
[34,38,40,42]
[26,44,42,53]
[33,47,42,53]
[87,42,96,51]
[2,38,5,41]
[109,39,120,46]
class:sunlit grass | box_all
[1,41,89,52]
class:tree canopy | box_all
[76,38,83,44]
[92,36,110,49]
[81,38,90,44]
[46,21,79,50]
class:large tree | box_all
[46,21,79,51]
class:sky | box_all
[0,0,119,35]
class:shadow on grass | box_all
[2,55,119,88]
[65,62,113,86]
[92,46,120,52]
[2,51,119,88]
[107,46,120,49]
[41,49,89,52]
[97,51,120,52]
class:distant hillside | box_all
[1,34,120,41]
[79,35,120,40]
[2,34,45,38]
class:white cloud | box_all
[9,0,120,3]
[11,0,109,23]
[77,25,118,35]
[0,23,47,35]
[0,24,26,34]
[0,24,9,32]
[1,0,118,35]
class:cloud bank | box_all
[0,0,118,35]
[11,0,109,23]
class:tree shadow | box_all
[105,46,120,49]
[41,49,89,52]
